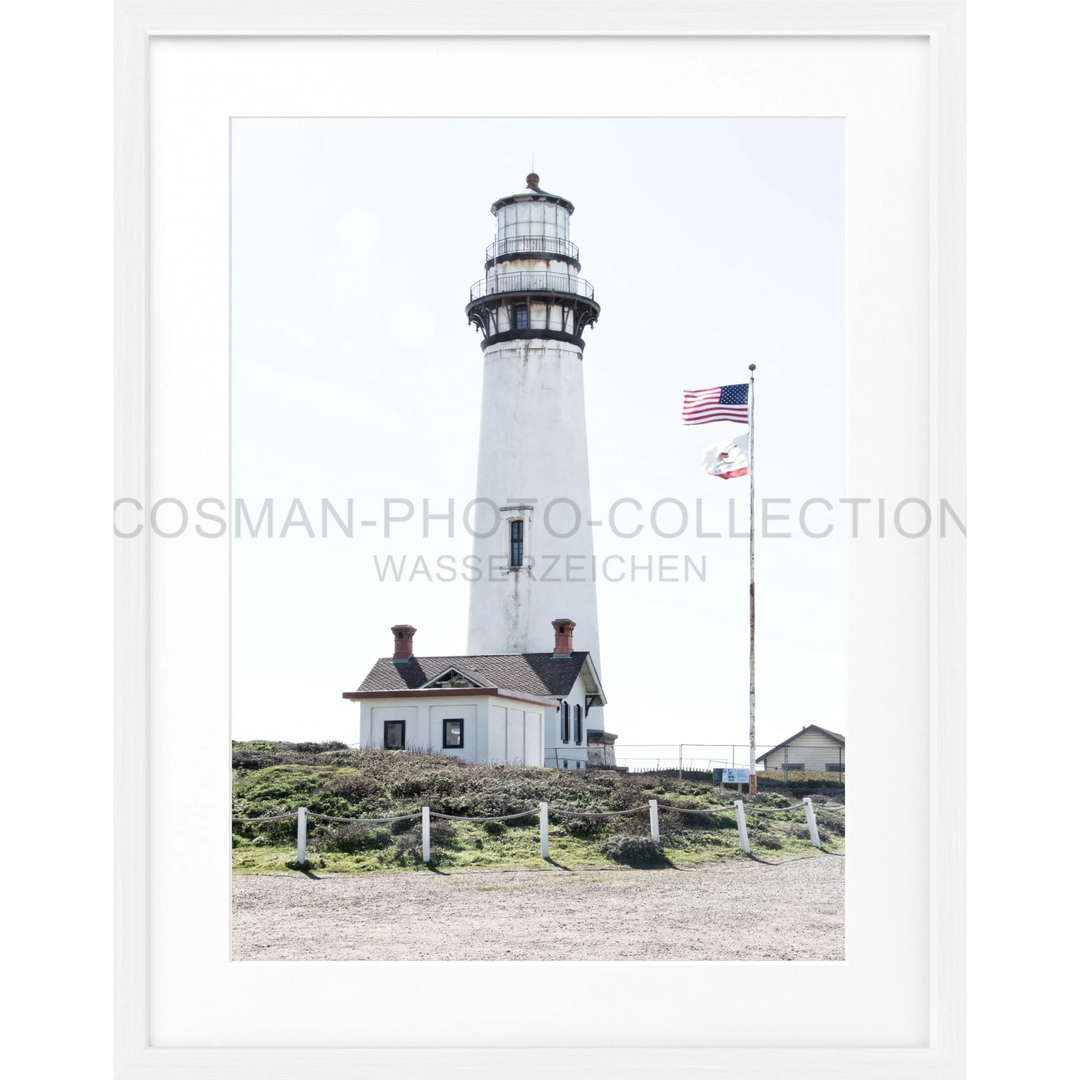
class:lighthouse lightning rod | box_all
[748,363,757,795]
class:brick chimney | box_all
[391,624,416,663]
[552,618,576,657]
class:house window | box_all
[574,704,583,745]
[442,718,464,749]
[561,701,570,743]
[781,762,805,771]
[513,304,528,329]
[383,720,406,750]
[509,519,524,568]
[826,762,844,773]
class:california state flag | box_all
[701,434,749,479]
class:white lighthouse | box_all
[465,174,604,708]
[344,174,616,771]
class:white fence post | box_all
[296,807,307,865]
[539,802,549,859]
[649,799,660,844]
[734,799,751,854]
[422,806,430,864]
[803,797,822,848]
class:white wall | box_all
[428,703,477,758]
[362,699,474,754]
[358,694,546,765]
[487,703,507,762]
[543,672,593,771]
[466,337,603,693]
[362,704,417,749]
[487,702,544,765]
[524,711,542,767]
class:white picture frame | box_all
[115,3,964,1077]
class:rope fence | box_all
[428,809,538,822]
[234,796,844,865]
[231,812,300,823]
[307,811,422,825]
[548,804,651,817]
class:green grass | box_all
[232,741,845,874]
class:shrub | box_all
[598,835,663,863]
[232,813,296,844]
[313,823,392,854]
[750,831,784,850]
[391,839,423,865]
[748,792,791,808]
[561,806,606,837]
[232,745,843,867]
[668,806,727,829]
[392,819,455,860]
[388,775,431,798]
[331,773,383,801]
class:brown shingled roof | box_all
[356,652,593,699]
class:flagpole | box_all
[748,363,757,795]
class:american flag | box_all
[682,384,749,426]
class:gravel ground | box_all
[232,854,844,961]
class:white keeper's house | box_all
[344,621,616,770]
[344,173,621,771]
[756,725,846,773]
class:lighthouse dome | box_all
[491,173,575,248]
[491,172,575,215]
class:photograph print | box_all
[228,118,849,961]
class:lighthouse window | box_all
[561,701,570,743]
[574,704,583,745]
[509,519,524,567]
[513,304,528,329]
[442,718,464,749]
[383,720,406,750]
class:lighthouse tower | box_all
[465,174,604,681]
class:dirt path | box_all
[232,854,844,961]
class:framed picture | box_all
[111,4,972,1075]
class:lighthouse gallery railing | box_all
[485,235,580,262]
[469,271,595,302]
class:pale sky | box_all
[231,118,845,765]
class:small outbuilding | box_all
[756,725,846,773]
[343,620,615,770]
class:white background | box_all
[229,115,845,753]
[148,32,925,1049]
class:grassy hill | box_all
[232,741,845,874]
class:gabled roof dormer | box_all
[420,665,491,691]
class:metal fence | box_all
[469,270,596,301]
[616,743,845,781]
[485,235,579,262]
